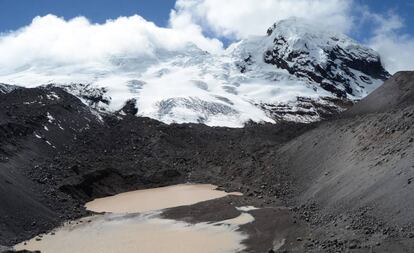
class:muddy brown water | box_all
[85,183,242,213]
[15,184,253,253]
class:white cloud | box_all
[171,0,353,39]
[365,12,414,73]
[0,14,223,74]
[0,1,412,77]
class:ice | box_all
[0,18,387,127]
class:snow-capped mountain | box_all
[263,19,390,98]
[0,18,390,127]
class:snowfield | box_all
[0,18,389,127]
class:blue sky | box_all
[359,0,414,27]
[0,0,176,32]
[356,0,414,38]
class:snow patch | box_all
[236,206,259,212]
[46,112,55,123]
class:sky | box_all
[0,0,177,32]
[0,0,413,73]
[357,0,414,34]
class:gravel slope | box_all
[0,72,413,252]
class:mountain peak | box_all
[267,17,340,37]
[261,18,391,98]
[0,18,392,127]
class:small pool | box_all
[15,184,252,253]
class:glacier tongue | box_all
[0,18,390,127]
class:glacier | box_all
[0,18,390,127]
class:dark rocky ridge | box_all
[0,84,19,95]
[0,72,414,252]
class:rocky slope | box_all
[0,18,389,127]
[272,72,414,251]
[0,84,310,247]
[0,86,102,246]
[0,72,413,253]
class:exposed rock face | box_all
[0,83,19,94]
[258,97,354,123]
[263,18,390,98]
[58,83,110,109]
[119,99,138,116]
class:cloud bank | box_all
[0,0,412,76]
[366,12,414,73]
[0,14,223,74]
[171,0,353,38]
